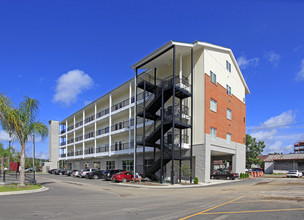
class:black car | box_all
[48,169,57,174]
[104,169,123,181]
[54,169,66,175]
[66,169,78,176]
[86,170,106,179]
[210,171,239,180]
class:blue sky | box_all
[0,0,304,158]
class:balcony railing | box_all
[60,141,66,146]
[67,125,74,131]
[85,132,94,139]
[60,153,66,158]
[111,142,130,151]
[60,130,66,134]
[67,151,74,157]
[96,127,109,136]
[67,138,74,144]
[96,145,109,153]
[111,98,129,112]
[85,148,95,155]
[85,115,95,124]
[96,108,110,119]
[75,150,83,156]
[75,121,83,128]
[111,120,129,132]
[75,135,83,142]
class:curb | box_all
[116,179,239,189]
[0,186,49,196]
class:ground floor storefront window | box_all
[123,160,134,171]
[106,161,115,170]
[94,161,100,169]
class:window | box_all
[210,71,216,84]
[227,109,232,120]
[226,60,231,72]
[210,99,217,112]
[226,133,232,143]
[93,162,100,169]
[122,160,134,171]
[106,161,115,170]
[210,127,217,139]
[226,85,231,95]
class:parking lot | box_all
[0,174,304,219]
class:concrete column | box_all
[82,110,85,159]
[179,54,182,84]
[129,82,132,154]
[73,116,76,159]
[94,102,97,157]
[109,94,112,156]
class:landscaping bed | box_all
[0,183,42,192]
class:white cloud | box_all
[261,110,295,129]
[0,130,9,141]
[268,141,283,151]
[237,56,259,69]
[294,44,303,52]
[295,59,304,81]
[53,69,94,106]
[267,142,294,154]
[265,51,280,67]
[251,129,277,141]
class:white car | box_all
[81,168,99,178]
[286,170,303,178]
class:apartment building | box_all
[47,40,250,183]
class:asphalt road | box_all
[0,174,304,220]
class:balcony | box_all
[67,138,74,144]
[75,150,83,156]
[67,151,74,157]
[111,142,131,151]
[75,121,83,129]
[85,148,95,155]
[111,98,129,112]
[96,145,109,153]
[67,125,74,132]
[96,108,110,119]
[60,130,66,134]
[75,135,83,142]
[60,141,66,146]
[60,153,66,158]
[85,115,95,124]
[85,132,94,139]
[96,127,109,136]
[111,120,130,132]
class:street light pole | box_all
[33,134,35,182]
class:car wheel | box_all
[122,178,127,183]
[226,176,231,180]
[211,176,215,179]
[93,175,98,180]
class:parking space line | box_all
[201,208,304,215]
[231,200,269,204]
[178,195,245,220]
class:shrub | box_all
[194,177,199,184]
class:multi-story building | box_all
[294,140,304,154]
[48,41,250,183]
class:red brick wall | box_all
[205,74,246,144]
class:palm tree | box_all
[0,94,48,186]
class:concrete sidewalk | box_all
[118,179,239,188]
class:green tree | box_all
[0,143,11,173]
[0,94,48,186]
[246,134,266,168]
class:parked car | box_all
[104,169,123,181]
[48,169,57,174]
[81,168,99,178]
[210,171,239,180]
[286,170,303,178]
[66,170,78,176]
[25,168,34,173]
[73,170,83,177]
[86,170,106,179]
[54,169,66,175]
[112,171,134,182]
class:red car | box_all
[112,171,134,183]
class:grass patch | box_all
[0,183,42,192]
